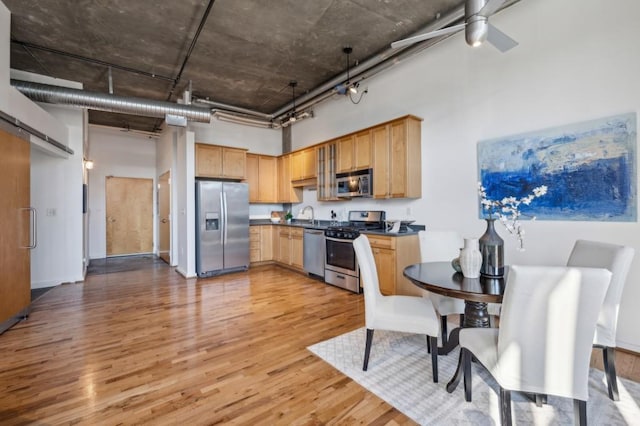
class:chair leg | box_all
[602,346,620,401]
[462,348,472,402]
[427,335,431,354]
[535,393,547,407]
[573,399,587,426]
[441,316,448,346]
[429,335,439,383]
[499,388,512,426]
[363,329,374,371]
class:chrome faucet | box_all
[301,205,314,224]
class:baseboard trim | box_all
[175,267,196,279]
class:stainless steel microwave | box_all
[336,169,372,198]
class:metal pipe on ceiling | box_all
[193,97,273,120]
[271,3,466,120]
[11,79,212,123]
[213,111,279,129]
[273,0,520,122]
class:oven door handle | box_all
[325,236,356,243]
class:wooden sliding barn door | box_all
[0,127,31,332]
[106,176,153,256]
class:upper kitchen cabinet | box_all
[317,141,340,201]
[372,116,422,199]
[195,143,247,180]
[277,154,302,203]
[291,147,317,182]
[246,153,278,203]
[336,130,371,173]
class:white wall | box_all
[6,70,86,289]
[292,0,640,351]
[174,129,196,277]
[88,126,157,259]
[190,119,282,156]
[30,105,85,288]
[156,124,178,265]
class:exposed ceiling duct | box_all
[9,0,519,132]
[10,79,212,123]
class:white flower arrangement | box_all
[477,182,548,251]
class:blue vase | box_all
[479,219,504,277]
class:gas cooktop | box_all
[324,210,386,239]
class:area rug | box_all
[308,328,640,425]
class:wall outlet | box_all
[406,207,412,216]
[46,208,56,216]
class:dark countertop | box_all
[250,219,422,236]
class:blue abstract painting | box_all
[477,113,637,221]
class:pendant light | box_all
[343,46,358,94]
[288,80,297,123]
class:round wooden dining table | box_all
[403,261,508,392]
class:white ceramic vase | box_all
[460,238,482,278]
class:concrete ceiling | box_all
[6,0,471,132]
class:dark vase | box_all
[479,218,504,277]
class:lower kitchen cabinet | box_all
[275,226,304,271]
[249,225,274,264]
[367,234,421,296]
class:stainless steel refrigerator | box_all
[195,180,249,277]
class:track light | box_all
[281,110,314,127]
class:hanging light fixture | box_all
[282,80,299,127]
[343,46,358,94]
[281,80,315,127]
[288,80,297,123]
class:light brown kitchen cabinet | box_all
[371,116,422,199]
[275,226,304,271]
[367,234,420,296]
[337,130,371,173]
[291,147,316,181]
[249,225,274,264]
[249,226,261,263]
[246,153,278,203]
[336,135,354,173]
[0,127,31,333]
[317,141,340,201]
[277,154,302,203]
[195,143,247,179]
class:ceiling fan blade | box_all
[391,24,466,49]
[486,23,518,52]
[479,0,508,17]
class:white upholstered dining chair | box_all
[459,265,612,425]
[566,239,635,401]
[418,230,466,344]
[353,235,441,382]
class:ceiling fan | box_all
[391,0,518,52]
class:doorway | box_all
[106,176,153,256]
[158,170,171,264]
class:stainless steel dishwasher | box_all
[303,228,325,279]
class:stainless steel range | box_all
[324,210,386,293]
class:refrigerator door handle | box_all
[220,192,225,245]
[223,192,228,244]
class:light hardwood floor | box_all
[0,263,412,425]
[1,262,638,425]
